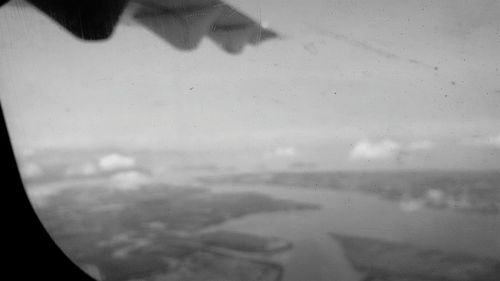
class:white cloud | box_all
[20,148,36,157]
[98,154,136,171]
[81,264,103,281]
[399,199,425,212]
[273,146,297,157]
[109,171,151,190]
[65,163,98,176]
[350,139,436,161]
[426,189,445,204]
[28,188,58,207]
[350,140,401,160]
[461,133,500,148]
[407,140,435,151]
[21,162,44,178]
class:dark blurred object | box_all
[1,0,278,53]
[134,0,279,53]
[29,0,127,40]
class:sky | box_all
[1,0,499,170]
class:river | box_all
[198,182,500,281]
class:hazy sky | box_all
[1,0,499,169]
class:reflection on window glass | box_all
[1,0,499,280]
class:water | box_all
[199,182,500,281]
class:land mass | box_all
[33,182,317,281]
[331,233,500,281]
[201,170,500,214]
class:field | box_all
[331,233,500,281]
[32,182,317,281]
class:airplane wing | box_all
[133,0,279,53]
[1,0,279,53]
[25,0,128,40]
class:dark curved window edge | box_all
[1,104,93,281]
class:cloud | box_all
[273,146,298,157]
[20,162,44,178]
[461,133,500,148]
[27,187,59,207]
[350,139,436,161]
[65,163,98,176]
[109,171,151,190]
[407,140,435,151]
[81,264,104,281]
[350,140,401,160]
[399,199,425,212]
[20,148,36,157]
[289,161,317,170]
[98,154,136,171]
[66,153,142,177]
[426,189,445,205]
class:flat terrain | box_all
[202,171,500,214]
[25,156,500,281]
[331,233,500,281]
[32,183,317,281]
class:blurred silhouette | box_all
[10,0,129,40]
[1,0,278,53]
[133,0,278,53]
